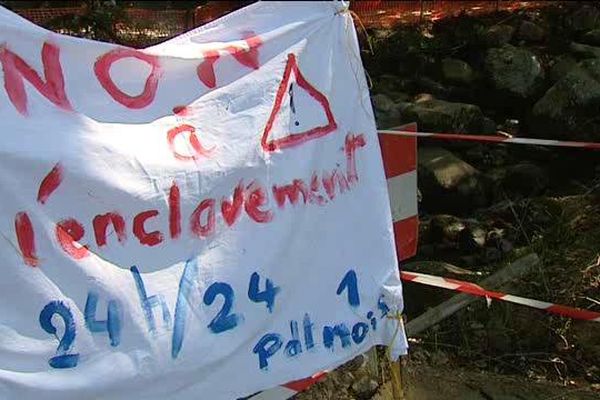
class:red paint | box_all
[196,50,219,89]
[172,105,190,116]
[261,53,338,152]
[322,168,349,200]
[272,179,308,209]
[190,198,216,237]
[94,48,162,109]
[14,212,38,267]
[93,212,126,247]
[55,218,89,259]
[169,181,181,239]
[225,32,262,71]
[221,182,244,226]
[0,42,71,116]
[37,162,63,204]
[308,173,327,205]
[393,215,419,261]
[378,123,417,179]
[244,182,273,223]
[133,210,163,246]
[345,133,367,185]
[167,124,214,161]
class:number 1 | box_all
[337,269,360,307]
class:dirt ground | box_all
[294,353,600,400]
[401,364,600,400]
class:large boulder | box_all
[569,42,600,59]
[517,21,546,43]
[582,29,600,46]
[371,93,404,128]
[371,93,396,113]
[418,147,488,213]
[401,99,485,133]
[441,58,475,85]
[530,59,600,141]
[484,45,544,100]
[548,55,580,83]
[483,25,514,47]
[502,163,549,197]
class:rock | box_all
[484,45,544,99]
[401,99,485,133]
[487,228,513,253]
[371,93,395,113]
[415,76,449,97]
[531,59,600,141]
[343,354,367,372]
[459,224,487,250]
[566,5,600,32]
[351,376,379,400]
[441,58,475,85]
[549,55,579,83]
[373,74,411,94]
[418,147,487,213]
[465,145,508,168]
[414,93,435,103]
[429,214,466,242]
[517,21,545,42]
[483,25,514,47]
[372,93,403,128]
[582,29,600,46]
[388,91,411,103]
[502,163,549,197]
[570,42,600,58]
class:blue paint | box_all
[336,270,360,307]
[130,265,171,333]
[303,313,315,350]
[367,311,377,331]
[39,301,80,369]
[253,333,283,370]
[84,292,122,347]
[248,272,280,313]
[323,323,351,350]
[377,295,390,318]
[351,322,369,344]
[203,282,241,334]
[284,320,302,358]
[172,259,198,359]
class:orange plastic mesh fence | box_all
[13,1,563,46]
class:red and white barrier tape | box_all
[401,270,600,322]
[378,130,600,150]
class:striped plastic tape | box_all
[401,270,600,322]
[377,129,600,150]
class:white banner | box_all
[0,2,407,399]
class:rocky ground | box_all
[298,2,600,399]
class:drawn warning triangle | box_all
[261,53,337,152]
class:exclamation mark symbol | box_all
[289,83,299,127]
